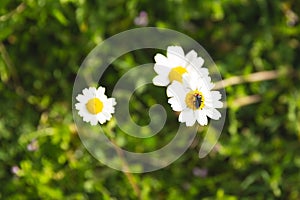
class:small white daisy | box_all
[166,74,223,127]
[75,87,116,126]
[153,46,209,86]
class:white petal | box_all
[109,98,117,106]
[202,107,213,117]
[197,76,214,91]
[211,91,222,101]
[166,81,187,98]
[82,88,91,97]
[90,117,98,126]
[206,108,221,120]
[76,94,87,103]
[166,81,187,111]
[182,74,197,90]
[187,65,209,78]
[204,101,213,108]
[82,87,96,98]
[101,104,111,113]
[96,94,106,101]
[153,75,169,86]
[97,86,105,95]
[154,53,169,65]
[102,99,116,114]
[154,63,171,75]
[82,113,93,123]
[78,106,89,117]
[203,87,212,98]
[207,82,215,90]
[204,91,223,109]
[197,68,209,77]
[194,57,204,68]
[97,113,107,124]
[102,111,112,120]
[185,50,197,64]
[78,110,85,117]
[168,97,184,112]
[196,110,208,126]
[167,46,184,58]
[213,100,223,108]
[75,102,84,111]
[179,109,196,127]
[87,87,97,96]
[167,46,185,66]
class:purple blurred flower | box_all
[193,167,208,178]
[134,11,148,26]
[27,139,39,151]
[11,165,20,175]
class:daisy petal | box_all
[179,109,196,127]
[211,91,222,101]
[167,46,185,66]
[97,87,105,95]
[198,76,214,91]
[90,117,98,126]
[97,113,107,124]
[182,74,198,90]
[82,88,92,97]
[185,50,197,64]
[109,98,117,106]
[154,63,171,74]
[168,97,184,112]
[75,102,83,111]
[213,100,223,108]
[86,87,97,97]
[206,108,221,120]
[197,68,209,77]
[196,110,208,126]
[154,53,169,65]
[102,112,112,120]
[153,75,169,86]
[76,94,87,103]
[79,109,90,118]
[82,113,92,123]
[167,80,187,98]
[193,57,204,68]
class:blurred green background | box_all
[1,0,300,199]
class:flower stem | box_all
[110,138,141,199]
[0,3,26,22]
[214,70,282,89]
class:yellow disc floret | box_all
[185,90,205,110]
[86,98,103,114]
[168,66,187,83]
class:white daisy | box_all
[153,46,209,86]
[75,86,116,126]
[166,74,223,127]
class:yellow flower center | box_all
[185,90,205,110]
[168,66,187,83]
[86,98,103,114]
